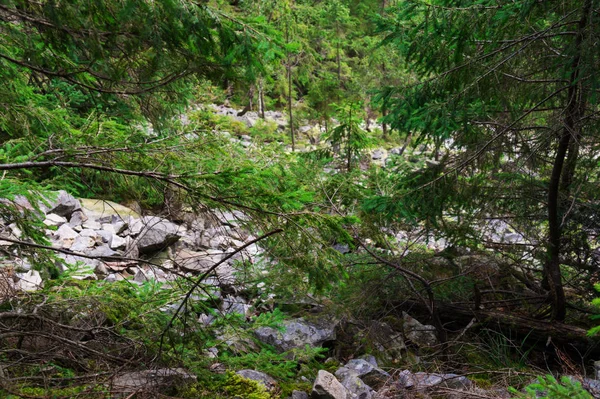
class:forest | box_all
[0,0,600,398]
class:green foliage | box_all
[510,375,592,399]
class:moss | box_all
[222,371,272,399]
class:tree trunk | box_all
[544,0,590,321]
[258,80,265,119]
[286,24,295,152]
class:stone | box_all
[68,210,87,228]
[110,368,196,397]
[88,245,119,258]
[254,317,337,352]
[43,213,67,227]
[70,236,95,252]
[332,243,350,254]
[47,191,81,217]
[79,229,98,238]
[16,270,43,291]
[135,216,182,254]
[397,371,472,391]
[371,149,385,160]
[343,359,390,390]
[312,370,348,399]
[402,312,438,347]
[236,370,277,392]
[221,295,251,317]
[292,390,309,399]
[110,234,127,250]
[102,223,116,234]
[79,198,140,221]
[334,368,373,399]
[82,219,102,230]
[96,230,113,246]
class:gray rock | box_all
[47,191,81,217]
[236,370,277,391]
[343,359,389,389]
[403,312,438,347]
[312,370,348,399]
[333,243,350,254]
[68,210,87,229]
[82,219,102,230]
[56,224,79,241]
[79,229,98,238]
[110,368,196,397]
[221,295,251,317]
[43,213,67,227]
[110,234,126,250]
[88,245,119,258]
[96,230,113,246]
[358,355,378,368]
[371,150,385,160]
[254,317,337,352]
[335,368,373,399]
[16,270,43,291]
[397,371,471,391]
[292,390,309,399]
[136,216,182,254]
[70,236,95,252]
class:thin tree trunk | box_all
[286,24,295,152]
[544,0,590,321]
[258,80,265,119]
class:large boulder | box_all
[255,317,337,352]
[312,370,348,399]
[135,216,182,254]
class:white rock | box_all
[110,234,126,250]
[56,224,79,240]
[43,213,67,227]
[16,270,43,291]
[70,236,95,252]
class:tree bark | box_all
[544,0,591,321]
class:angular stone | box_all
[221,295,251,317]
[43,213,67,227]
[48,191,81,217]
[70,236,95,252]
[96,230,113,246]
[292,390,309,399]
[312,370,348,399]
[343,359,390,390]
[334,368,373,399]
[254,317,337,352]
[110,234,126,250]
[16,270,43,291]
[56,224,79,240]
[68,210,87,228]
[236,370,277,392]
[82,219,102,230]
[403,312,438,347]
[88,245,119,258]
[110,368,196,397]
[135,216,181,254]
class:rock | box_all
[110,234,127,250]
[79,229,98,238]
[254,317,337,352]
[312,370,348,399]
[79,198,140,221]
[343,359,390,389]
[47,191,81,217]
[236,370,277,392]
[221,295,251,317]
[96,230,113,246]
[397,371,471,391]
[333,243,350,254]
[68,210,87,227]
[88,245,119,258]
[110,368,196,397]
[292,390,309,399]
[335,367,373,399]
[358,355,378,367]
[70,236,95,252]
[55,223,79,241]
[371,149,385,160]
[82,219,102,230]
[402,312,438,347]
[16,270,43,291]
[135,216,182,254]
[360,321,405,363]
[43,213,67,227]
